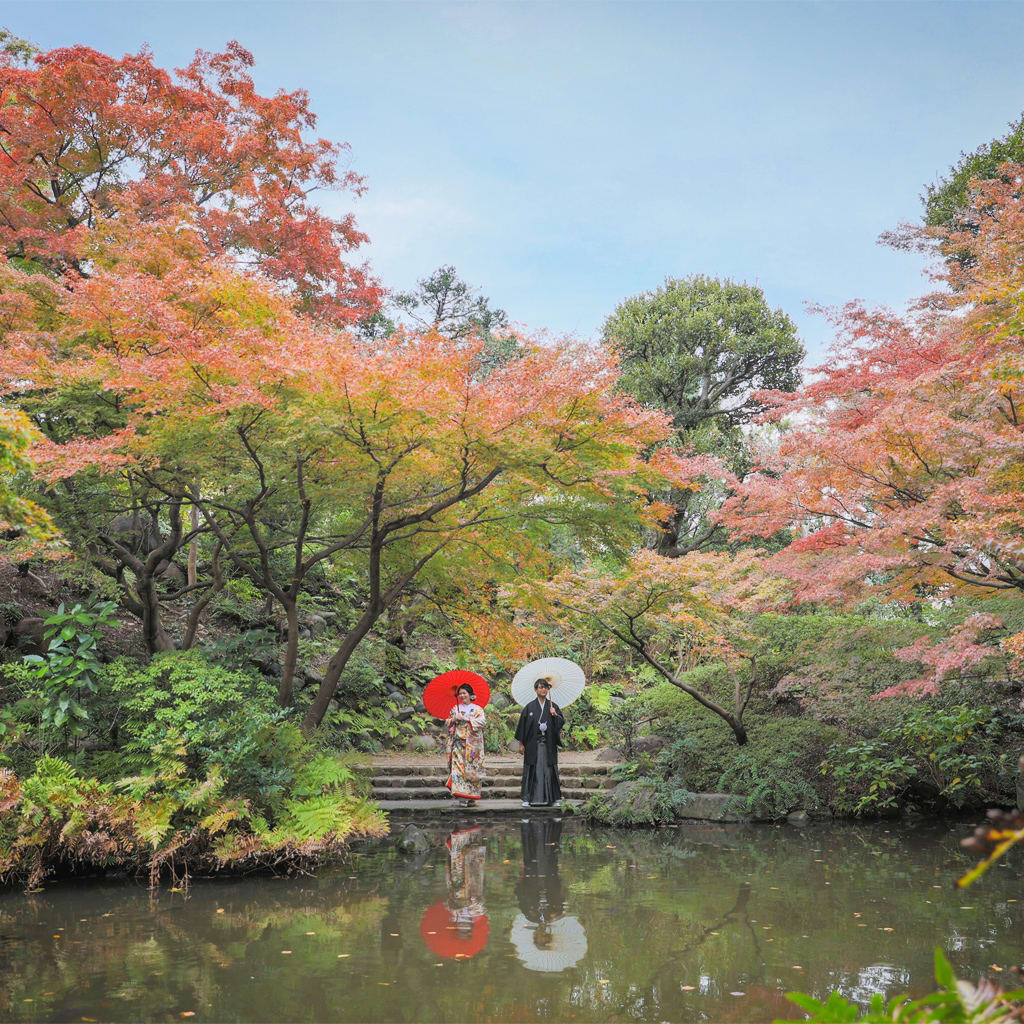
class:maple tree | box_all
[0,407,59,555]
[196,330,678,731]
[721,164,1024,694]
[0,40,381,649]
[1,205,686,724]
[0,40,380,322]
[515,549,785,744]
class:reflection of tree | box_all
[646,881,760,993]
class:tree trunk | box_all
[302,606,379,733]
[278,598,300,707]
[187,500,199,587]
[138,568,176,653]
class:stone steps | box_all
[365,754,620,815]
[371,774,611,790]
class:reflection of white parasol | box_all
[512,658,586,708]
[510,913,587,972]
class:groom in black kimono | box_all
[515,678,565,807]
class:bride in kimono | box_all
[445,682,487,807]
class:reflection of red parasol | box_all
[423,670,490,720]
[420,901,490,958]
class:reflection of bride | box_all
[511,818,587,972]
[420,827,489,959]
[447,826,486,923]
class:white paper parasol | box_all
[511,657,586,708]
[510,913,587,972]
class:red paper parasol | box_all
[423,670,490,720]
[420,901,490,959]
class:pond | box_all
[1,817,1021,1022]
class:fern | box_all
[293,755,355,798]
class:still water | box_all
[1,818,1021,1022]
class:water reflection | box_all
[419,826,489,959]
[0,819,1021,1023]
[511,817,587,972]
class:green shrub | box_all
[21,599,118,746]
[823,702,1016,815]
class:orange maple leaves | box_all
[720,164,1024,608]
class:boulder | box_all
[156,561,186,584]
[674,793,748,823]
[633,735,667,755]
[609,695,626,706]
[396,824,431,854]
[595,747,623,762]
[13,616,46,653]
[406,734,438,753]
[488,692,512,711]
[394,706,416,722]
[307,614,328,638]
[602,780,660,823]
[786,810,810,826]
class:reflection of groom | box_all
[515,818,565,927]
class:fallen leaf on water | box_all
[990,965,1004,972]
[219,963,229,968]
[503,860,511,864]
[377,982,391,985]
[709,931,720,935]
[730,991,745,996]
[680,986,696,991]
[180,1014,195,1019]
[215,909,225,914]
[598,979,609,984]
[281,950,292,955]
[761,926,772,930]
[960,907,975,911]
[53,934,61,938]
[337,954,350,959]
[306,931,316,935]
[882,927,894,932]
[389,932,399,936]
[81,1018,97,1022]
[793,965,804,970]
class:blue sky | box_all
[13,1,1024,362]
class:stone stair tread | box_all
[371,788,596,801]
[371,775,609,789]
[376,799,582,813]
